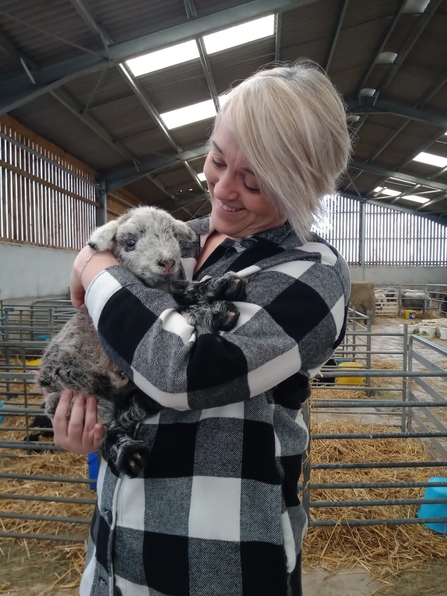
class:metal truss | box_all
[0,0,320,114]
[325,0,349,73]
[347,99,447,129]
[70,0,206,198]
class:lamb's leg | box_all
[103,392,157,478]
[181,301,241,332]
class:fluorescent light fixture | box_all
[347,115,360,123]
[126,40,200,76]
[376,52,398,64]
[160,99,216,130]
[203,15,275,55]
[401,195,430,204]
[359,88,376,98]
[197,172,207,182]
[413,151,447,168]
[402,0,430,14]
[374,187,401,197]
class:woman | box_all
[52,61,351,596]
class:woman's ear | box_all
[88,221,118,251]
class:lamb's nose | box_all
[158,259,175,272]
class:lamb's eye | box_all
[125,239,136,251]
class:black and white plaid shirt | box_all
[80,217,350,596]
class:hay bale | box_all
[350,281,375,317]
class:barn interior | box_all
[0,0,447,594]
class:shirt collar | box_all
[187,216,295,248]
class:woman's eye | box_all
[211,158,225,168]
[243,181,261,193]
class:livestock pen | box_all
[0,308,446,594]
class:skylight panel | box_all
[402,0,430,14]
[413,152,447,168]
[401,195,430,204]
[160,99,217,130]
[374,187,401,197]
[126,40,200,76]
[203,15,275,55]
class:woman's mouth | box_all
[216,199,244,213]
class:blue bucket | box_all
[417,477,447,534]
[88,452,99,490]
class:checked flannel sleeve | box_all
[84,238,350,411]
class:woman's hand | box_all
[70,246,119,308]
[51,389,105,454]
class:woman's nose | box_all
[214,172,238,200]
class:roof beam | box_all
[0,0,320,114]
[71,0,206,195]
[376,0,443,95]
[103,145,209,191]
[183,0,220,113]
[349,161,447,192]
[347,99,447,129]
[355,0,407,97]
[274,12,282,61]
[325,0,349,73]
[343,70,447,194]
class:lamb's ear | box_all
[174,221,196,242]
[88,220,119,251]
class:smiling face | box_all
[203,120,286,239]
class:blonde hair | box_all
[213,61,351,242]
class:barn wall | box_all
[350,266,447,285]
[0,242,76,301]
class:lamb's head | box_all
[88,207,196,286]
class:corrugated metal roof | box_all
[0,0,101,67]
[88,0,186,43]
[0,0,446,220]
[11,93,127,170]
[137,61,210,113]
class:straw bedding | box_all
[0,384,446,592]
[303,419,447,579]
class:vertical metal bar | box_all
[407,334,413,432]
[97,179,107,227]
[401,324,408,433]
[301,399,311,520]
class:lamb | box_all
[37,206,246,477]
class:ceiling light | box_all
[126,40,200,76]
[197,172,207,182]
[400,195,430,204]
[347,115,360,123]
[402,0,431,14]
[160,99,217,129]
[413,152,447,168]
[376,52,398,64]
[374,187,401,197]
[359,88,376,98]
[203,15,275,55]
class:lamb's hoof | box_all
[216,273,247,301]
[218,303,241,332]
[117,442,151,478]
[204,273,246,302]
[222,275,247,301]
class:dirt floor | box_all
[0,315,446,595]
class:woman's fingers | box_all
[52,389,73,443]
[51,390,103,454]
[92,423,106,452]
